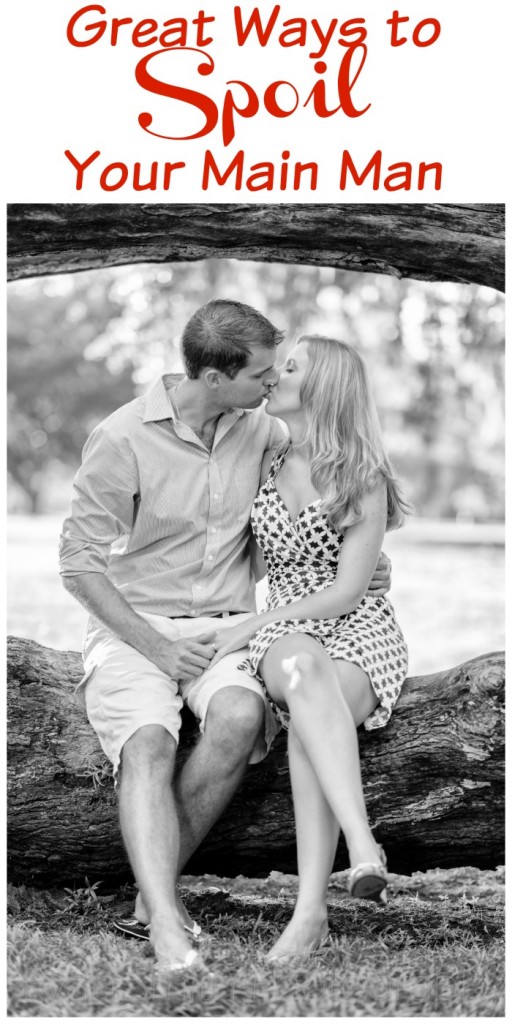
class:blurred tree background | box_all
[7,260,504,520]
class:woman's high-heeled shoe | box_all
[347,846,388,904]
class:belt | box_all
[168,611,242,619]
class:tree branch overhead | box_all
[7,204,505,292]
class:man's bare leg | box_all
[176,687,266,864]
[134,687,265,925]
[119,724,195,966]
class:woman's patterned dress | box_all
[240,447,408,731]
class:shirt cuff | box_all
[59,535,111,575]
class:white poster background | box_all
[4,0,509,202]
[2,4,509,1011]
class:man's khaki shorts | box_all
[77,612,280,777]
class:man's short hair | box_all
[181,299,284,379]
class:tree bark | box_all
[7,204,504,292]
[7,636,504,886]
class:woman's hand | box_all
[210,618,259,668]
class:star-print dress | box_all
[239,446,408,731]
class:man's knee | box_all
[120,724,176,782]
[205,687,265,756]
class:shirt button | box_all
[211,527,217,534]
[213,493,220,499]
[207,555,213,562]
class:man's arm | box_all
[367,551,392,595]
[64,573,215,681]
[249,534,267,584]
[60,425,215,682]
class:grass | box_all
[7,868,505,1017]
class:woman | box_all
[211,336,409,961]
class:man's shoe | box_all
[184,920,202,938]
[114,915,202,940]
[113,916,150,940]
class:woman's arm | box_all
[262,480,387,618]
[211,481,388,664]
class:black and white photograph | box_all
[6,202,505,1016]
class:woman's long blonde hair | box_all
[296,335,409,533]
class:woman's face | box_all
[265,342,310,418]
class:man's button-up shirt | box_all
[59,374,283,617]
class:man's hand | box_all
[62,573,218,682]
[367,551,392,596]
[153,632,217,683]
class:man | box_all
[60,299,390,970]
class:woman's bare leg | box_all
[261,634,381,869]
[267,722,339,959]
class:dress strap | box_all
[268,441,290,479]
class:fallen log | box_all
[7,636,504,886]
[7,203,505,292]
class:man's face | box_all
[219,345,279,409]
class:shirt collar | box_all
[142,375,247,425]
